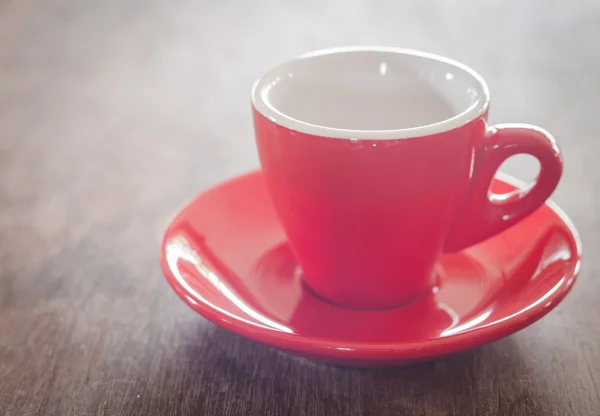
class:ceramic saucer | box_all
[160,170,581,367]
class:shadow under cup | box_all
[251,48,498,309]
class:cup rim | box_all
[251,46,490,140]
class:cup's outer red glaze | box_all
[253,110,562,309]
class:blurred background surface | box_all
[1,1,599,415]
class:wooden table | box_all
[1,1,599,415]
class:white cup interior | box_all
[252,47,489,139]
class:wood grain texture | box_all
[1,0,599,415]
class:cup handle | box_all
[444,123,563,252]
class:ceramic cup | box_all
[252,47,562,309]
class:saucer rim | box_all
[160,171,582,361]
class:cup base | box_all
[300,272,439,311]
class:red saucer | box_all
[160,170,581,367]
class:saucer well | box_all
[160,170,581,367]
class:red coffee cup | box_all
[252,47,562,309]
